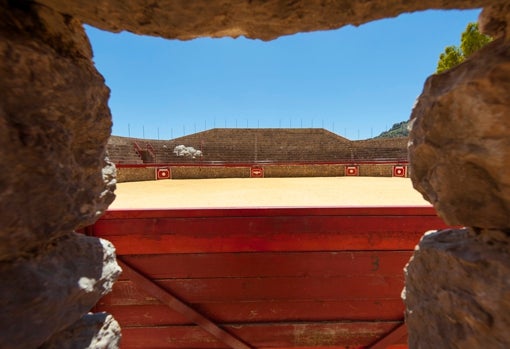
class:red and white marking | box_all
[156,167,171,180]
[345,165,359,176]
[251,167,264,178]
[393,165,407,177]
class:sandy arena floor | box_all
[109,177,430,209]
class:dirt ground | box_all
[109,177,430,209]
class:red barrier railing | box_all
[132,142,143,159]
[146,142,156,161]
[114,159,410,168]
[86,205,449,349]
[87,206,446,255]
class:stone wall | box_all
[3,0,509,348]
[116,163,408,182]
[359,163,393,177]
[170,166,250,179]
[403,4,510,348]
[116,166,156,183]
[1,2,121,347]
[263,164,345,177]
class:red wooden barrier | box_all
[87,206,450,349]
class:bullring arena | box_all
[81,129,446,349]
[109,128,426,209]
[111,177,429,209]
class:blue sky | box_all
[86,9,480,140]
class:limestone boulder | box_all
[0,233,121,349]
[480,2,510,39]
[404,228,510,348]
[36,0,496,41]
[0,1,115,261]
[41,312,121,349]
[408,37,510,228]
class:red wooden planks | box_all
[120,322,403,349]
[95,212,442,238]
[90,207,448,255]
[99,206,434,220]
[368,323,408,349]
[102,231,421,254]
[118,251,413,280]
[117,259,254,349]
[97,300,406,326]
[102,275,404,303]
[85,207,439,348]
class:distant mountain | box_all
[375,121,409,138]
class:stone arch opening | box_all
[1,1,510,348]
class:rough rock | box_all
[404,228,510,348]
[480,2,510,39]
[35,0,501,41]
[0,233,121,349]
[408,37,510,228]
[41,312,121,349]
[2,1,510,349]
[0,0,115,261]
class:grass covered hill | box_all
[375,121,409,138]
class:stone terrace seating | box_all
[107,129,408,164]
[351,138,409,161]
[161,128,355,163]
[107,136,144,164]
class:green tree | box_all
[461,22,492,58]
[436,22,492,73]
[436,46,463,74]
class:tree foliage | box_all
[436,46,463,74]
[436,22,492,73]
[375,121,409,138]
[461,22,492,58]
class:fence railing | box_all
[132,142,143,159]
[83,206,449,349]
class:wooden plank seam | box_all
[117,258,255,349]
[368,322,407,349]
